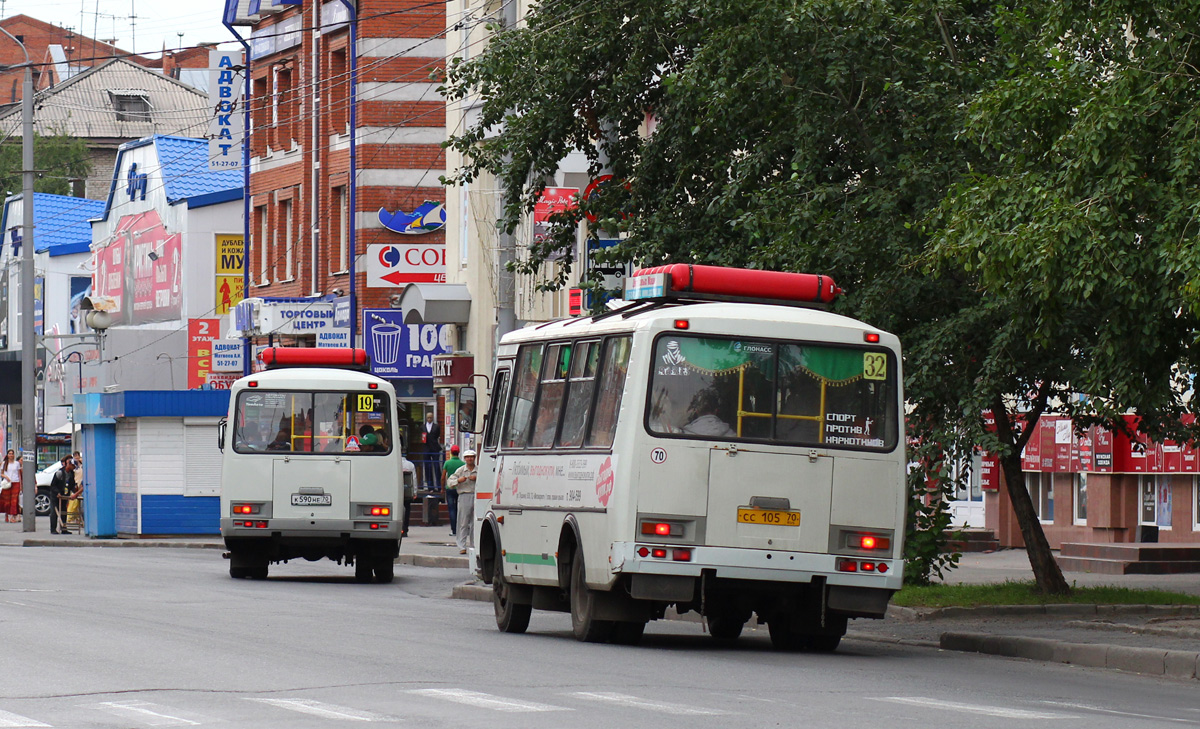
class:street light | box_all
[156,353,177,390]
[62,351,84,395]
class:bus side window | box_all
[557,340,600,447]
[503,344,543,449]
[483,369,510,451]
[530,343,570,447]
[585,336,632,448]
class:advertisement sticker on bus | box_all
[493,455,619,510]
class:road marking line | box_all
[248,698,390,721]
[0,709,52,727]
[408,689,569,713]
[570,692,727,715]
[1042,701,1198,724]
[872,697,1075,720]
[94,701,200,726]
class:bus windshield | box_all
[233,390,392,455]
[646,334,898,451]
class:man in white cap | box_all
[448,450,477,554]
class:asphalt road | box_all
[1,547,1198,728]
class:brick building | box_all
[223,0,449,456]
[223,0,446,321]
[0,15,150,102]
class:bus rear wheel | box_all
[707,615,746,641]
[374,557,395,584]
[355,558,373,583]
[493,550,531,633]
[569,554,613,643]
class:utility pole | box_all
[495,0,518,343]
[0,27,38,531]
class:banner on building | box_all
[366,243,446,286]
[212,340,244,372]
[92,209,182,325]
[362,309,450,379]
[215,234,244,315]
[208,51,245,170]
[188,319,219,389]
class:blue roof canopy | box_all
[99,135,242,221]
[1,192,105,257]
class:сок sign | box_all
[366,243,446,287]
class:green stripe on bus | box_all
[505,552,557,566]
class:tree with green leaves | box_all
[0,132,91,197]
[444,0,1200,595]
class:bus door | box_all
[707,444,830,553]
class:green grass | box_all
[893,580,1200,608]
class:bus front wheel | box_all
[493,551,531,633]
[569,554,613,643]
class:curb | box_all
[20,539,223,549]
[940,631,1200,680]
[398,554,470,569]
[893,603,1200,620]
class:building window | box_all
[281,199,294,281]
[1139,475,1157,526]
[329,48,348,133]
[1026,472,1054,523]
[255,204,270,285]
[1073,473,1087,525]
[110,90,152,122]
[333,186,348,273]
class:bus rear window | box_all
[646,335,898,451]
[233,390,392,454]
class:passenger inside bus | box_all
[681,389,735,437]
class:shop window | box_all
[1073,473,1087,525]
[1026,472,1054,523]
[586,337,632,449]
[1193,477,1199,532]
[1156,475,1173,530]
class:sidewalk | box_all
[4,520,1197,679]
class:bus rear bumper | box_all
[610,541,903,591]
[220,517,401,540]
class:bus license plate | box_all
[291,493,332,506]
[737,508,800,527]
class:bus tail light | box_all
[674,319,689,330]
[860,561,876,572]
[232,503,260,515]
[672,548,692,562]
[651,548,667,559]
[640,520,682,537]
[368,506,391,517]
[836,559,858,572]
[864,332,880,343]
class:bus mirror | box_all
[217,418,227,453]
[458,387,478,433]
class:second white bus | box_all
[473,264,906,649]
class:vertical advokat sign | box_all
[208,51,245,170]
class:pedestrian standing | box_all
[1,449,21,523]
[448,450,477,554]
[420,411,442,491]
[48,457,76,534]
[441,445,465,536]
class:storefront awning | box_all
[396,283,471,324]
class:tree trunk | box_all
[998,450,1071,595]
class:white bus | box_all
[473,264,905,649]
[219,348,404,583]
